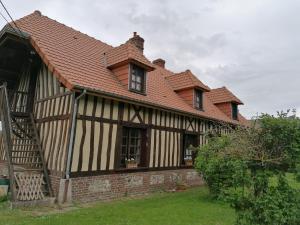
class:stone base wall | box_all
[70,169,204,202]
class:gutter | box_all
[65,89,87,179]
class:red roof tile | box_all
[8,11,246,125]
[166,70,210,92]
[207,87,243,105]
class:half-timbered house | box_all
[0,11,248,203]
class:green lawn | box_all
[0,174,298,225]
[0,187,235,225]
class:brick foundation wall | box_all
[49,174,62,198]
[70,169,204,202]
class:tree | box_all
[195,111,300,225]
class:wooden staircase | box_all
[0,83,52,202]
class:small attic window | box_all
[130,64,146,94]
[194,89,203,110]
[232,103,238,120]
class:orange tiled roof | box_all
[166,70,210,92]
[104,42,154,70]
[207,87,243,105]
[5,11,246,125]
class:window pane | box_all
[120,127,144,167]
[131,81,135,89]
[195,90,203,109]
[232,103,238,120]
[131,65,145,92]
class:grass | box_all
[0,174,298,225]
[0,187,235,225]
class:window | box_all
[182,134,198,165]
[120,127,147,168]
[194,89,203,110]
[130,64,146,93]
[232,103,238,120]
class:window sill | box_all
[129,89,147,96]
[195,107,204,111]
[115,167,148,173]
[180,165,194,168]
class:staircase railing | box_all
[30,113,53,197]
[0,83,53,201]
[0,83,16,201]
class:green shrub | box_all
[195,111,300,225]
[195,135,249,199]
[236,177,300,225]
[295,164,300,182]
[0,195,8,202]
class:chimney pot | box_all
[152,58,166,68]
[127,32,144,53]
[34,10,42,16]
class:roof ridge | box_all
[14,10,40,24]
[16,10,114,49]
[186,70,197,83]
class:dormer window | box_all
[130,64,146,94]
[194,89,203,110]
[232,103,238,120]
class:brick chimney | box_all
[127,32,144,53]
[152,58,166,68]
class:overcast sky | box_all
[1,0,299,119]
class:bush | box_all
[195,111,300,225]
[0,195,7,202]
[295,164,300,182]
[195,135,249,199]
[236,177,300,225]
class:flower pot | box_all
[184,160,193,166]
[126,163,138,169]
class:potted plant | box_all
[125,158,138,169]
[184,156,193,166]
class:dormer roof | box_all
[165,70,210,92]
[104,42,154,71]
[207,86,243,105]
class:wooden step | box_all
[12,156,40,159]
[12,144,37,147]
[14,138,37,142]
[11,150,40,153]
[12,162,43,166]
[14,168,44,172]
